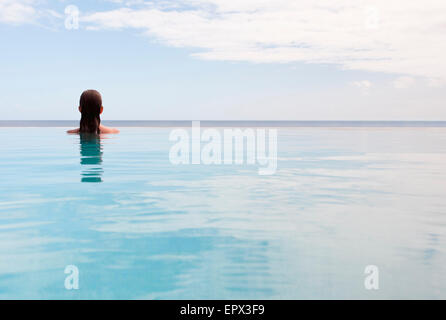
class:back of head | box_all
[79,90,102,134]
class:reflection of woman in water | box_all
[67,90,119,134]
[80,134,103,183]
[67,89,118,182]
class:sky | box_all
[0,0,445,120]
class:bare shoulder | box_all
[100,125,120,134]
[67,128,80,134]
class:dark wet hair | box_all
[79,90,102,134]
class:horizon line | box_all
[1,120,446,127]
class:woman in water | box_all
[67,90,119,134]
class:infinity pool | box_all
[0,127,445,299]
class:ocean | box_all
[0,123,445,299]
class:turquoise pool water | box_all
[0,127,446,299]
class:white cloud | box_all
[80,0,446,83]
[1,0,446,86]
[351,80,372,89]
[427,78,443,88]
[0,0,64,26]
[392,76,415,89]
[351,80,372,95]
[0,0,36,24]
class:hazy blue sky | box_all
[1,0,445,120]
